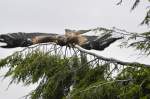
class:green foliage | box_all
[121,31,150,55]
[117,0,150,25]
[0,1,150,98]
[0,50,73,99]
[1,49,150,99]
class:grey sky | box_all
[0,0,149,98]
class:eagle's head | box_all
[21,38,33,47]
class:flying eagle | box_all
[0,30,122,50]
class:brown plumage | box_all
[32,35,57,44]
[65,31,88,45]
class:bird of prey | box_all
[0,30,122,51]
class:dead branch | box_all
[75,45,150,67]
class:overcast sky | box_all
[0,0,149,99]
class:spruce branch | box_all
[71,79,133,97]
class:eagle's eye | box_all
[26,38,33,45]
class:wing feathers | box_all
[0,32,122,50]
[0,33,57,48]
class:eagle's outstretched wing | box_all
[81,36,121,50]
[0,32,58,48]
[0,32,122,50]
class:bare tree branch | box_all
[75,45,150,67]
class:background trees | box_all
[0,0,150,99]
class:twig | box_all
[116,0,123,5]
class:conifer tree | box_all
[0,1,150,99]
